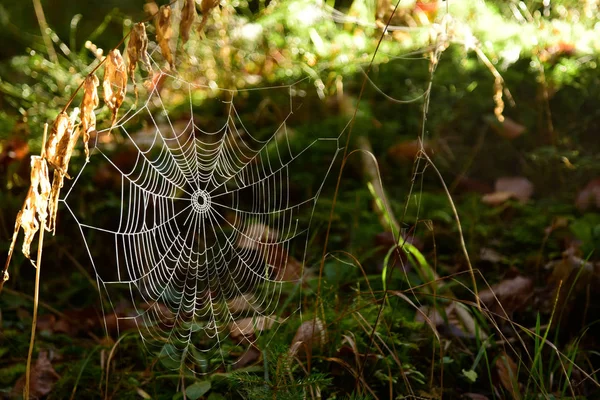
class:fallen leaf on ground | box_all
[233,345,261,369]
[575,178,600,211]
[415,302,488,339]
[479,247,505,264]
[12,351,60,399]
[486,115,526,140]
[230,315,277,340]
[227,294,259,313]
[288,318,326,357]
[479,275,533,314]
[482,177,534,205]
[496,352,520,399]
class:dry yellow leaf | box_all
[198,0,219,34]
[155,5,174,69]
[180,0,197,44]
[103,49,128,127]
[80,74,99,161]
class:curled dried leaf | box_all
[198,0,219,34]
[103,49,128,127]
[180,0,197,45]
[127,23,151,76]
[126,22,151,103]
[47,170,64,234]
[80,74,100,161]
[3,156,51,281]
[155,5,174,69]
[45,112,72,174]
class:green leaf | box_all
[186,381,211,400]
[159,344,181,370]
[462,369,478,383]
[463,369,477,383]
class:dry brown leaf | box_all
[80,74,100,161]
[47,171,64,234]
[233,345,261,369]
[2,155,51,290]
[126,22,151,102]
[198,0,220,34]
[230,315,277,340]
[103,49,128,127]
[288,318,326,357]
[45,112,80,233]
[11,351,60,399]
[127,22,151,77]
[415,302,487,339]
[14,157,51,259]
[495,177,534,202]
[227,294,258,313]
[496,352,520,399]
[487,116,526,140]
[155,5,174,69]
[482,177,534,206]
[180,0,197,44]
[45,112,73,175]
[479,275,533,314]
[481,191,513,206]
[575,178,600,211]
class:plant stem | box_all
[24,219,45,400]
[32,0,58,63]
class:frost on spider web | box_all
[61,58,341,372]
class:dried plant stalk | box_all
[80,74,100,161]
[493,75,505,122]
[198,0,219,34]
[155,5,174,69]
[180,0,197,44]
[103,49,128,127]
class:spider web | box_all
[61,48,342,372]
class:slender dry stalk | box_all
[24,123,48,400]
[32,0,57,63]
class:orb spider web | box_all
[61,52,342,372]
